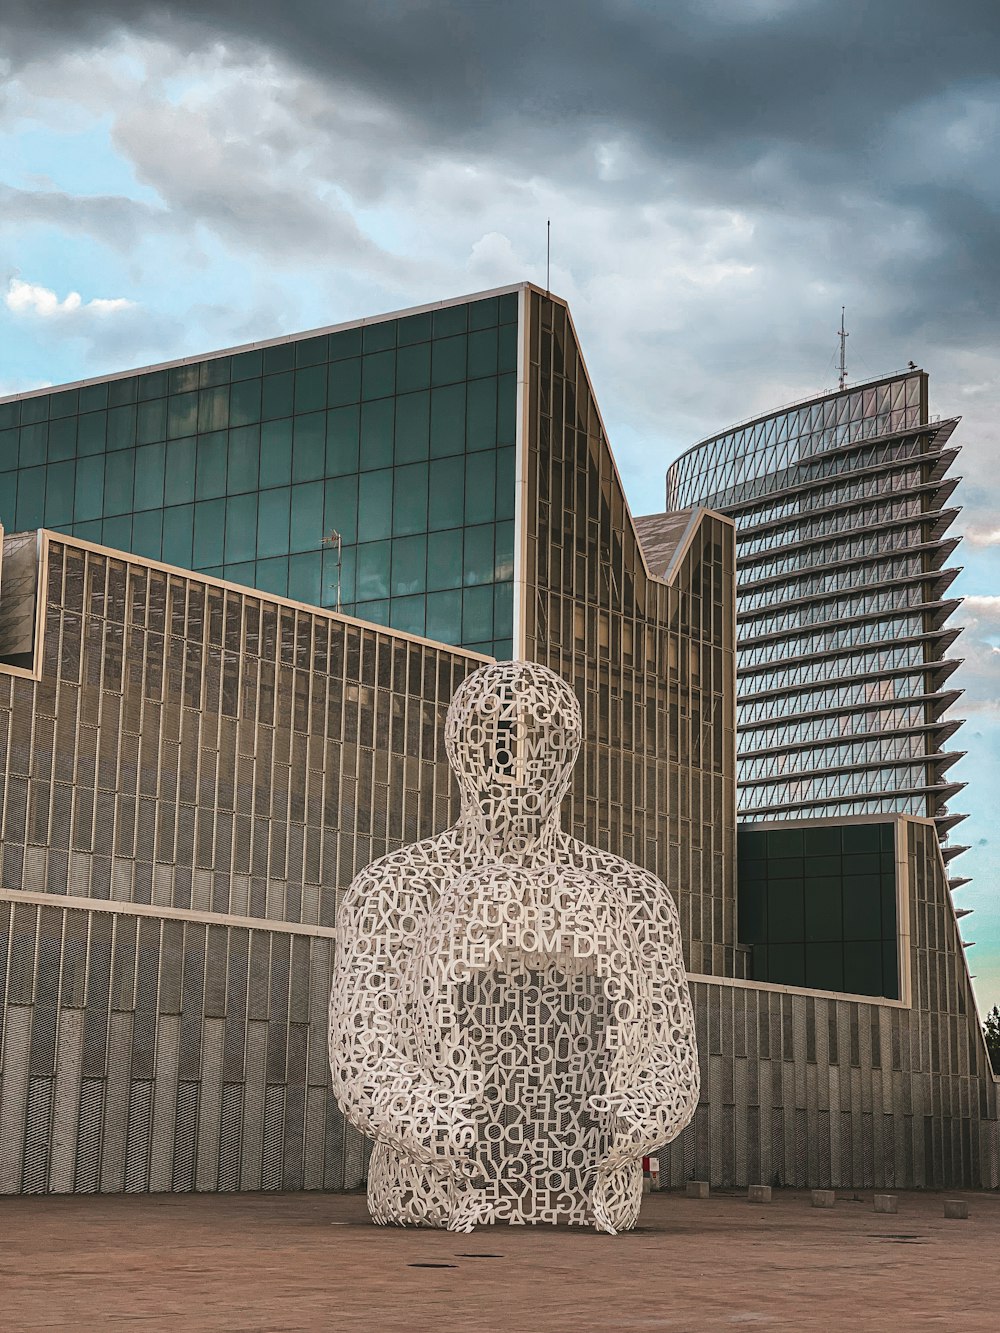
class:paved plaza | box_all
[2,1187,998,1331]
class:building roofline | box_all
[668,367,931,474]
[0,281,547,408]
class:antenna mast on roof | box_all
[837,307,849,391]
[546,219,551,295]
[323,529,342,613]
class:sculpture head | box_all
[445,660,583,844]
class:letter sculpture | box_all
[329,660,699,1233]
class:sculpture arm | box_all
[328,868,476,1173]
[593,871,701,1168]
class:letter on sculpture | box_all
[328,660,700,1233]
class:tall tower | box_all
[647,370,967,885]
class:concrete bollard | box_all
[873,1194,898,1214]
[943,1199,969,1220]
[686,1180,710,1199]
[747,1184,772,1204]
[811,1189,835,1209]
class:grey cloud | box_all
[0,183,169,250]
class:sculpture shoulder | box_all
[339,830,460,910]
[562,838,673,896]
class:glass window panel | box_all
[329,327,362,361]
[79,383,108,413]
[395,343,431,395]
[73,519,102,543]
[356,541,391,600]
[136,398,166,446]
[134,442,166,512]
[431,335,467,387]
[107,405,137,451]
[288,552,322,605]
[498,323,517,374]
[293,412,326,483]
[224,561,255,588]
[493,580,513,638]
[467,328,498,380]
[493,637,513,660]
[263,343,294,374]
[326,405,360,475]
[290,482,324,554]
[48,416,76,462]
[497,374,516,446]
[434,304,467,338]
[193,499,225,568]
[0,427,18,468]
[259,419,293,489]
[766,879,804,942]
[257,487,291,559]
[397,311,432,346]
[295,335,329,367]
[104,449,135,516]
[494,519,514,581]
[359,399,394,471]
[73,456,103,523]
[463,524,494,586]
[196,432,227,500]
[230,378,262,427]
[108,378,136,408]
[138,370,167,401]
[393,391,430,464]
[462,585,493,643]
[19,423,47,464]
[425,588,461,643]
[228,424,260,494]
[392,462,428,536]
[469,296,499,331]
[324,475,358,545]
[466,377,497,451]
[0,402,18,429]
[429,383,466,457]
[464,452,495,523]
[255,556,289,597]
[0,471,17,526]
[391,534,426,596]
[168,393,199,440]
[843,942,882,997]
[428,456,464,529]
[15,465,44,529]
[426,528,463,591]
[261,372,293,420]
[131,508,163,561]
[498,292,517,324]
[162,504,194,569]
[363,320,396,353]
[165,437,196,505]
[224,492,258,565]
[230,349,262,381]
[200,356,231,388]
[389,594,425,638]
[77,412,107,457]
[328,358,361,407]
[169,364,199,394]
[362,350,395,401]
[198,385,229,433]
[102,514,132,554]
[294,365,327,414]
[358,469,392,541]
[353,598,389,629]
[45,460,76,526]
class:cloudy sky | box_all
[2,0,999,1008]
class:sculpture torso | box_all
[329,662,700,1233]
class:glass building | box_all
[644,372,967,870]
[0,291,519,659]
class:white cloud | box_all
[963,595,1000,616]
[5,278,134,318]
[965,527,1000,548]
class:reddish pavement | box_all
[1,1187,998,1331]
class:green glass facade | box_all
[738,821,900,998]
[0,292,518,658]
